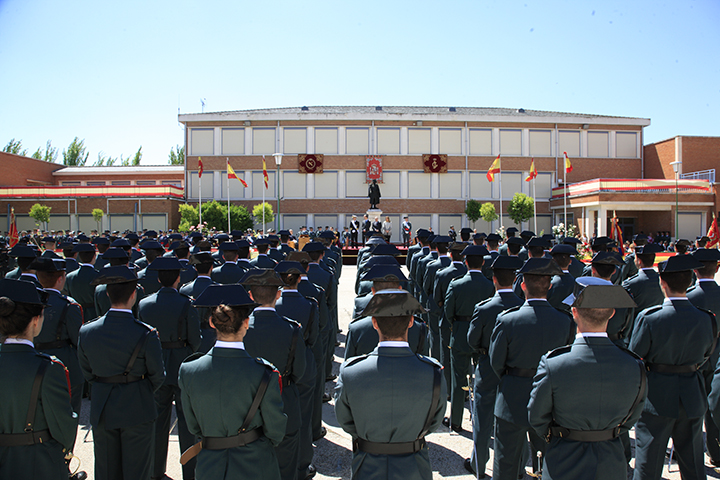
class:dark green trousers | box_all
[94,417,155,480]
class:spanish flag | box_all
[198,157,204,178]
[228,162,248,187]
[8,207,18,248]
[564,152,573,173]
[262,155,269,189]
[487,155,501,182]
[708,213,720,248]
[525,157,537,182]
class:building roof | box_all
[53,165,184,176]
[179,106,651,126]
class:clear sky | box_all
[0,0,718,165]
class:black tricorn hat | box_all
[286,251,312,264]
[461,245,489,256]
[692,249,720,262]
[636,243,663,254]
[189,252,214,265]
[449,242,469,252]
[491,256,523,271]
[239,268,286,286]
[359,290,427,318]
[302,242,326,253]
[361,264,407,283]
[657,255,704,273]
[274,261,306,275]
[591,251,624,266]
[0,278,49,305]
[550,244,577,255]
[371,243,401,256]
[148,257,182,271]
[91,266,138,286]
[518,258,563,276]
[102,247,129,260]
[506,237,526,246]
[193,283,257,308]
[28,257,66,272]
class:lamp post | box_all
[273,153,283,232]
[670,160,682,240]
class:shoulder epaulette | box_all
[643,305,664,316]
[686,285,698,294]
[616,345,644,362]
[183,352,205,363]
[255,356,280,372]
[345,353,370,367]
[416,353,443,369]
[500,305,522,316]
[546,345,572,358]
[179,292,192,300]
[135,319,157,332]
[280,315,301,328]
[622,273,640,285]
[475,297,494,309]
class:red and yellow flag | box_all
[564,152,573,173]
[262,155,269,189]
[708,213,720,248]
[8,207,18,248]
[227,162,248,187]
[611,211,624,255]
[525,157,537,182]
[198,157,204,178]
[487,155,500,182]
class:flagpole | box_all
[227,159,230,233]
[198,164,202,228]
[563,154,568,230]
[263,157,266,233]
[533,176,537,234]
[499,157,503,231]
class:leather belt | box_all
[161,340,188,349]
[0,429,52,446]
[549,426,618,442]
[646,363,697,374]
[454,316,472,322]
[505,367,536,378]
[353,436,426,455]
[35,339,71,350]
[95,373,145,384]
[202,427,262,450]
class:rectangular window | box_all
[253,128,276,155]
[136,180,156,186]
[377,128,400,154]
[315,171,338,198]
[439,172,462,198]
[60,181,81,186]
[439,215,463,238]
[469,129,492,155]
[500,173,522,200]
[222,172,246,200]
[190,172,214,199]
[616,132,637,158]
[283,171,307,198]
[281,215,307,235]
[408,128,431,154]
[533,172,553,199]
[252,171,275,198]
[346,128,369,154]
[438,128,462,155]
[588,131,609,157]
[529,130,552,156]
[499,129,522,155]
[558,131,580,158]
[87,181,106,186]
[222,128,245,155]
[111,181,131,186]
[190,128,214,156]
[380,171,401,198]
[162,181,181,186]
[283,128,307,154]
[315,128,338,154]
[346,171,368,197]
[470,172,492,198]
[408,172,431,198]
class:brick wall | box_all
[0,152,63,186]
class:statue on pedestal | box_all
[368,179,381,209]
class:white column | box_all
[580,130,588,157]
[307,127,315,154]
[597,207,608,237]
[400,171,409,198]
[214,127,222,155]
[431,214,439,234]
[244,128,252,155]
[431,173,439,198]
[492,128,500,156]
[243,171,252,199]
[338,170,346,199]
[307,214,315,230]
[338,127,346,155]
[522,129,530,156]
[400,127,408,155]
[609,131,617,159]
[307,174,315,198]
[431,128,439,154]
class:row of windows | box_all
[190,126,639,159]
[188,170,554,201]
[60,180,181,187]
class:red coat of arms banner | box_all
[366,156,383,183]
[298,154,324,174]
[423,154,448,173]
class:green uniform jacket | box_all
[0,344,78,480]
[528,336,646,480]
[179,347,287,480]
[66,264,99,322]
[345,315,429,358]
[211,261,249,285]
[444,271,495,354]
[249,254,278,269]
[78,310,166,428]
[335,346,447,480]
[94,282,145,318]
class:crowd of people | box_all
[0,222,719,480]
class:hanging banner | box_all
[422,154,448,173]
[298,154,324,174]
[366,156,383,183]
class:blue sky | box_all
[0,0,718,165]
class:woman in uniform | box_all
[179,283,288,480]
[0,278,80,480]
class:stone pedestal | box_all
[366,208,383,218]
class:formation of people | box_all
[0,223,719,480]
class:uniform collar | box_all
[109,308,133,314]
[254,307,276,312]
[215,340,245,350]
[576,332,608,338]
[663,297,688,305]
[497,288,513,293]
[377,341,409,348]
[3,338,34,347]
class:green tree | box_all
[178,203,199,231]
[228,204,253,232]
[94,152,117,166]
[3,138,28,156]
[479,202,498,229]
[168,145,185,165]
[507,192,534,225]
[465,199,482,226]
[252,203,275,231]
[186,201,253,232]
[121,146,142,166]
[29,203,51,230]
[31,140,59,162]
[63,137,89,166]
[92,208,104,232]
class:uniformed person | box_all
[65,243,100,322]
[346,265,429,358]
[443,244,495,433]
[620,234,647,282]
[137,257,202,480]
[512,237,551,300]
[499,227,518,256]
[482,233,501,280]
[40,235,62,259]
[250,237,279,268]
[409,230,432,298]
[489,258,575,480]
[0,278,82,480]
[59,241,80,274]
[335,290,446,480]
[278,230,296,257]
[179,283,287,480]
[421,235,452,363]
[240,269,306,480]
[170,241,198,287]
[405,229,429,296]
[7,244,41,286]
[29,257,85,414]
[622,243,664,335]
[211,242,247,284]
[180,252,216,353]
[136,240,166,296]
[546,243,577,314]
[528,281,646,480]
[629,254,715,480]
[93,247,146,317]
[465,255,524,477]
[77,266,165,480]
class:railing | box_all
[551,178,712,199]
[0,184,184,199]
[682,169,715,184]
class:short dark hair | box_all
[636,254,655,268]
[374,315,411,339]
[17,257,35,272]
[508,243,522,256]
[675,244,688,254]
[450,251,464,262]
[256,244,269,254]
[211,304,252,335]
[552,253,571,269]
[575,307,614,327]
[174,247,190,259]
[280,273,300,287]
[487,240,499,250]
[248,285,278,305]
[77,251,96,264]
[109,258,129,266]
[145,250,161,263]
[238,247,250,259]
[195,263,213,275]
[522,274,551,298]
[592,263,616,279]
[158,270,180,287]
[36,270,64,288]
[465,256,484,270]
[528,246,545,258]
[222,250,239,262]
[307,251,323,262]
[660,271,693,293]
[696,261,719,278]
[0,298,44,337]
[493,269,516,287]
[107,281,138,305]
[436,244,449,254]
